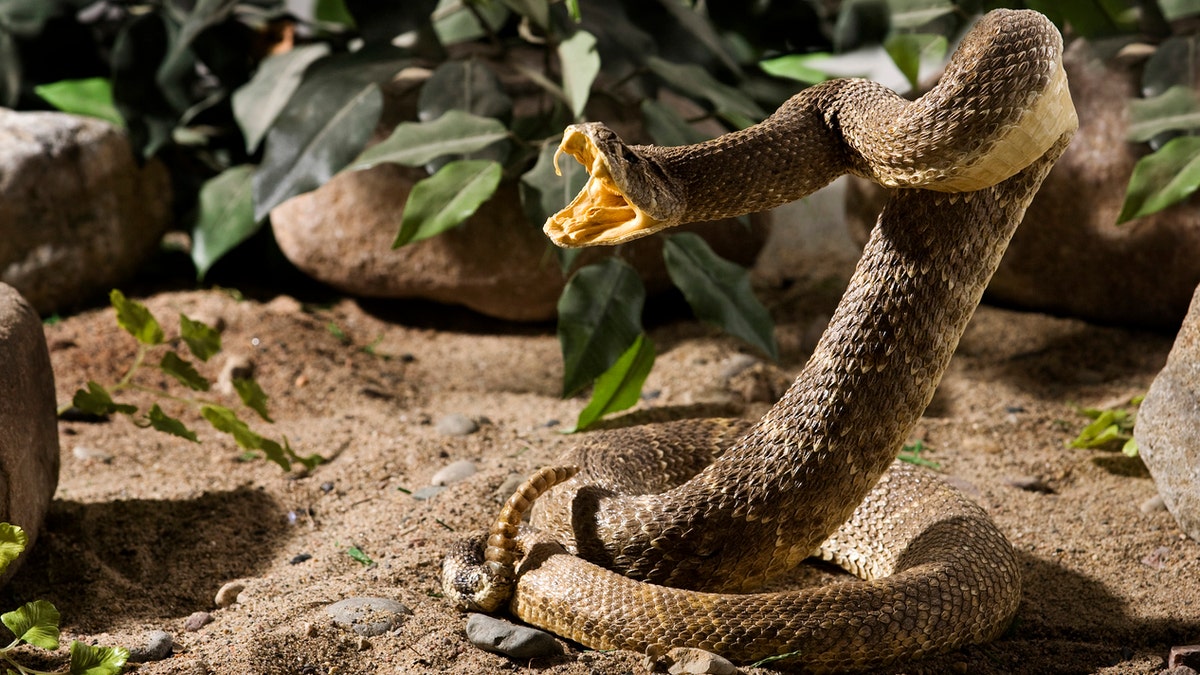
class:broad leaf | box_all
[232,43,331,153]
[111,290,164,346]
[418,60,513,123]
[884,33,946,92]
[157,0,239,111]
[1118,136,1200,223]
[257,438,292,471]
[570,333,655,432]
[759,53,832,85]
[663,233,778,360]
[558,29,599,119]
[1160,0,1200,20]
[34,78,123,127]
[519,140,587,272]
[201,405,263,450]
[148,404,199,442]
[72,382,137,417]
[394,159,502,247]
[1026,0,1137,38]
[557,258,645,397]
[1128,86,1200,142]
[434,0,509,45]
[887,0,956,29]
[68,640,129,675]
[192,164,257,281]
[233,377,273,422]
[500,0,549,29]
[652,0,739,74]
[111,12,177,157]
[160,352,209,391]
[646,57,765,129]
[641,99,712,148]
[180,314,222,362]
[0,523,27,574]
[351,110,509,170]
[2,599,60,650]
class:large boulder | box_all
[846,38,1200,329]
[0,110,172,315]
[0,283,60,582]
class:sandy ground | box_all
[4,208,1198,675]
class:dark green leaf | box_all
[232,44,331,153]
[34,78,123,127]
[282,436,324,470]
[519,140,587,272]
[0,0,58,37]
[0,523,26,575]
[234,377,273,422]
[147,404,199,443]
[257,438,292,472]
[884,33,947,93]
[160,352,210,392]
[418,60,513,124]
[157,0,239,111]
[110,289,164,345]
[1128,86,1200,142]
[1141,36,1199,102]
[180,314,222,362]
[111,12,176,157]
[394,159,502,247]
[640,99,712,147]
[201,405,263,450]
[344,0,435,45]
[663,233,778,360]
[433,1,509,44]
[500,0,549,29]
[645,57,764,128]
[351,110,509,171]
[1117,136,1200,223]
[570,333,655,432]
[315,0,356,26]
[72,382,137,417]
[1025,0,1137,38]
[651,0,740,74]
[559,29,600,119]
[2,599,60,650]
[68,640,129,675]
[557,258,645,397]
[192,164,257,281]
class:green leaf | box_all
[315,0,356,26]
[72,382,138,416]
[350,110,509,170]
[640,99,713,148]
[887,0,956,29]
[1160,0,1200,20]
[662,233,778,361]
[110,289,164,345]
[883,33,946,92]
[434,0,509,45]
[180,314,222,362]
[393,159,502,247]
[646,57,765,129]
[147,404,199,443]
[68,640,129,675]
[2,599,60,650]
[0,523,28,575]
[1026,0,1138,38]
[160,352,210,392]
[232,43,331,154]
[201,405,263,450]
[282,436,324,471]
[256,438,292,472]
[418,60,513,125]
[191,164,258,281]
[233,378,273,423]
[1117,136,1200,223]
[558,30,600,119]
[500,0,549,29]
[758,53,832,85]
[570,333,655,432]
[34,78,123,127]
[557,258,646,397]
[345,545,374,566]
[157,0,239,111]
[1128,86,1200,142]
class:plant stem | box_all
[114,344,148,390]
[0,647,65,675]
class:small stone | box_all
[1163,667,1199,675]
[436,413,479,436]
[719,353,759,380]
[183,611,212,632]
[290,553,313,565]
[431,459,477,486]
[664,647,737,675]
[1140,494,1167,514]
[410,485,447,500]
[127,630,173,662]
[1004,475,1054,494]
[1171,645,1200,669]
[326,597,412,637]
[1141,545,1171,570]
[214,581,245,608]
[217,354,254,395]
[72,445,112,463]
[493,473,524,502]
[465,613,562,659]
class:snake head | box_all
[441,536,516,613]
[543,124,681,248]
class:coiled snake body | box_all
[443,9,1077,672]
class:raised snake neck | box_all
[443,8,1078,672]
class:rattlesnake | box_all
[443,9,1077,672]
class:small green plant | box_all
[0,523,128,675]
[65,290,321,472]
[1068,395,1144,457]
[898,440,941,470]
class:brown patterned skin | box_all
[443,9,1077,672]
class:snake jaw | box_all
[543,125,671,248]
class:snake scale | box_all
[443,9,1077,672]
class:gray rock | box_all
[1136,285,1200,541]
[214,581,246,608]
[127,630,173,662]
[0,284,60,583]
[1140,493,1167,514]
[431,458,477,485]
[663,647,738,675]
[326,597,412,637]
[183,611,212,632]
[493,473,524,502]
[410,485,447,501]
[465,613,562,660]
[436,414,478,437]
[0,111,171,314]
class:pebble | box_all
[1141,545,1171,570]
[1171,645,1200,669]
[290,553,313,565]
[183,611,212,632]
[436,413,479,436]
[431,459,477,486]
[72,445,112,463]
[410,485,447,500]
[214,581,246,608]
[1140,493,1167,514]
[127,630,173,662]
[465,613,562,659]
[326,597,412,637]
[1004,475,1054,494]
[661,647,737,675]
[493,473,525,502]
